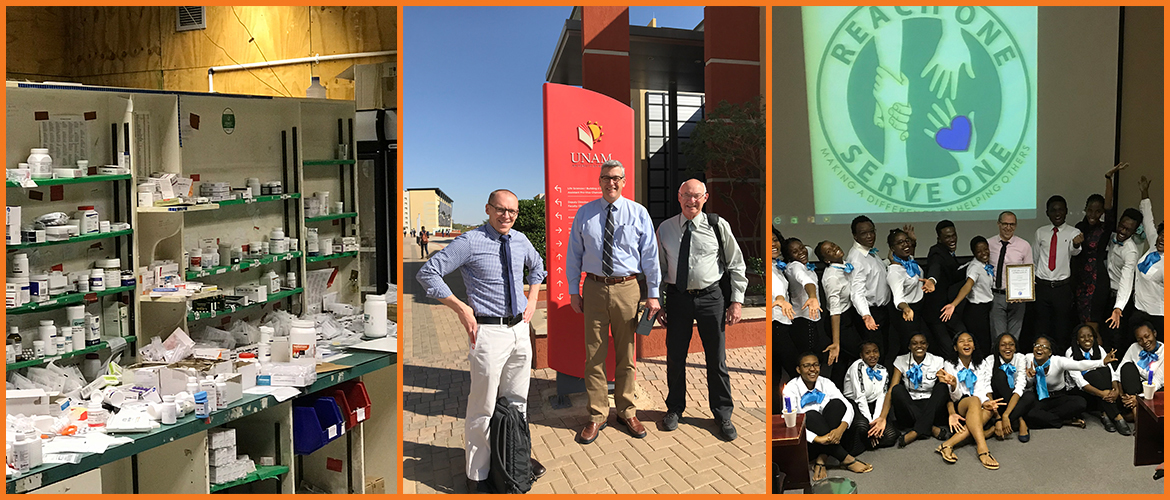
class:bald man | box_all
[656,179,748,440]
[417,189,548,492]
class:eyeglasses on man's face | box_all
[490,204,518,217]
[600,175,625,183]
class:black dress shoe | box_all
[719,419,738,441]
[1114,417,1133,436]
[662,411,681,431]
[467,478,492,494]
[530,458,546,480]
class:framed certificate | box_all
[1006,264,1035,302]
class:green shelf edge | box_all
[6,336,137,371]
[304,212,357,223]
[209,465,289,492]
[187,288,303,321]
[5,351,394,494]
[302,159,355,166]
[185,251,303,280]
[4,285,136,315]
[6,229,133,250]
[306,251,357,263]
[6,174,133,188]
[214,193,301,207]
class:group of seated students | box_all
[773,168,1164,479]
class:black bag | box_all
[487,397,533,494]
[707,213,734,311]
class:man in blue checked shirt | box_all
[567,159,662,445]
[416,189,548,492]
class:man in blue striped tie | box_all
[567,160,662,444]
[416,189,548,492]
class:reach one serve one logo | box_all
[815,6,1032,211]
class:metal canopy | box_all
[546,19,705,93]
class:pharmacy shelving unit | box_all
[4,82,395,494]
[5,84,141,373]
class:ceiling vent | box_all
[176,7,206,32]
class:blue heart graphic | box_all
[935,115,971,152]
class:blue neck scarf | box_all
[839,263,855,273]
[868,247,879,256]
[893,255,922,278]
[774,259,787,271]
[1035,358,1051,400]
[866,366,883,382]
[906,362,924,389]
[800,388,825,408]
[957,366,977,394]
[1138,347,1161,371]
[805,262,816,271]
[983,262,995,277]
[1139,252,1162,274]
[1000,363,1016,389]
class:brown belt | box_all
[586,273,638,285]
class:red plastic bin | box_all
[338,380,372,429]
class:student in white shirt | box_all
[942,236,995,361]
[1132,177,1163,340]
[1033,195,1084,352]
[1065,324,1131,435]
[986,333,1035,441]
[842,342,898,455]
[882,334,952,447]
[817,240,862,390]
[1118,322,1164,412]
[772,228,798,389]
[1104,206,1145,353]
[782,237,829,380]
[886,228,937,358]
[781,352,873,481]
[1023,336,1117,432]
[847,216,895,366]
[936,333,1000,469]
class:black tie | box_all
[501,234,515,317]
[995,240,1009,289]
[677,220,693,290]
[602,204,615,276]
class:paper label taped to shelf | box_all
[357,407,366,422]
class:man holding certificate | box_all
[987,212,1033,340]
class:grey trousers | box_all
[990,291,1025,339]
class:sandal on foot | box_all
[978,451,1000,470]
[935,445,957,464]
[841,459,873,473]
[1067,418,1086,429]
[811,462,828,481]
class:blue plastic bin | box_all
[293,396,345,455]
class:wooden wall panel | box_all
[6,6,395,100]
[5,7,70,78]
[67,7,163,77]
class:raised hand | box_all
[1106,162,1129,178]
[981,398,1004,412]
[1102,348,1118,365]
[1140,175,1152,199]
[920,22,975,100]
[1026,361,1036,379]
[922,99,977,168]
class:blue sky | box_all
[404,6,705,225]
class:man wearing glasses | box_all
[987,211,1033,340]
[567,159,661,444]
[656,179,747,440]
[416,189,547,492]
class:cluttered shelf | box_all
[304,212,357,223]
[6,336,137,372]
[209,465,289,493]
[187,288,303,322]
[215,193,301,208]
[6,174,133,188]
[5,286,136,315]
[4,350,395,494]
[185,252,303,280]
[305,251,357,264]
[5,229,133,250]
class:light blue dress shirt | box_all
[416,225,547,317]
[566,196,661,298]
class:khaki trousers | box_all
[583,278,640,422]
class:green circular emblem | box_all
[815,7,1032,210]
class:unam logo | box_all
[577,121,603,150]
[815,6,1032,210]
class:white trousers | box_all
[465,321,532,480]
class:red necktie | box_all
[1048,227,1058,271]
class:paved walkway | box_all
[401,236,767,494]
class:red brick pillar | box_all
[703,7,762,254]
[581,7,631,106]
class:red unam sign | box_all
[543,83,635,380]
